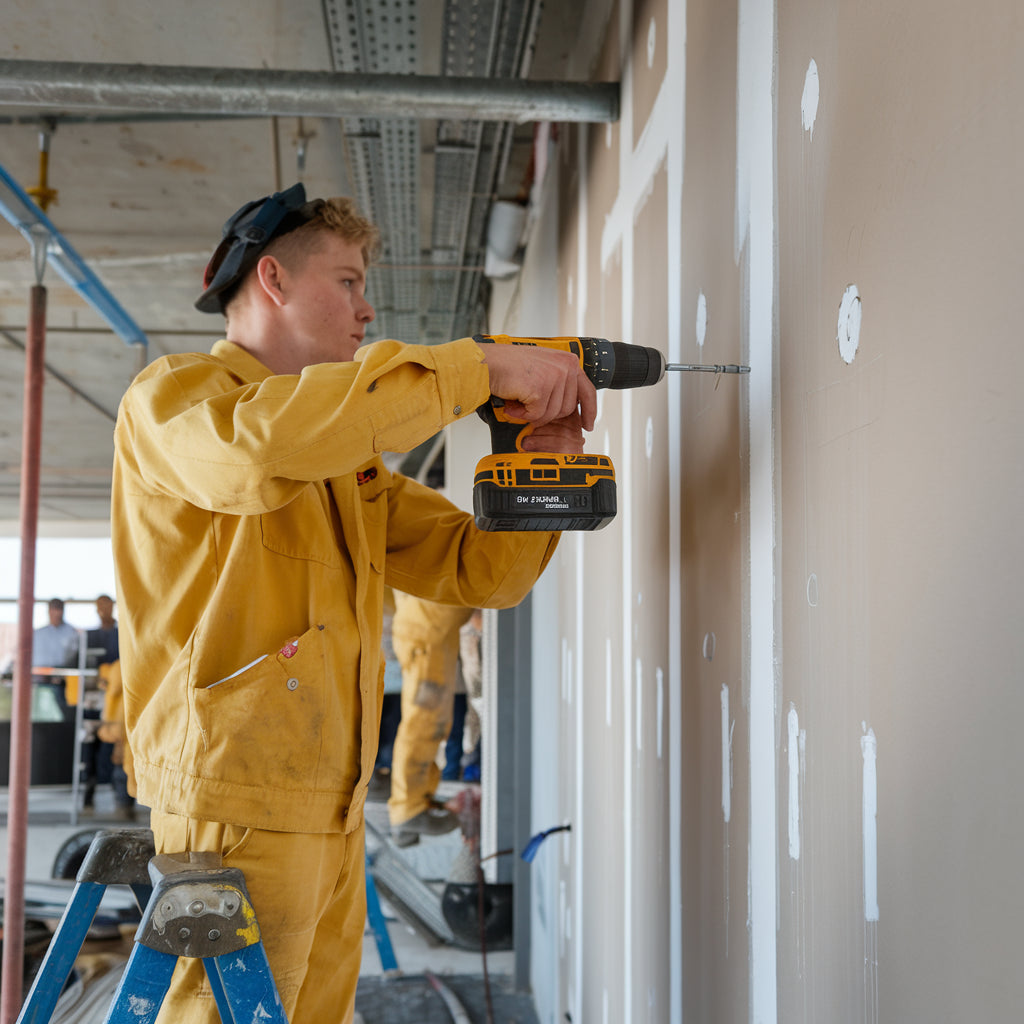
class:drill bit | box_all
[665,362,750,374]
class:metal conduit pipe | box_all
[0,60,620,125]
[1,283,46,1024]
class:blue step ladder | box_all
[16,828,289,1024]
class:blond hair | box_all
[265,197,380,271]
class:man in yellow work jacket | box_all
[111,183,595,1024]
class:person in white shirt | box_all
[32,597,79,721]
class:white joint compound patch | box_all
[838,285,862,364]
[635,658,643,751]
[656,667,664,759]
[721,684,733,823]
[806,572,819,607]
[696,290,708,348]
[605,636,612,727]
[787,704,800,860]
[861,726,879,921]
[801,59,820,138]
[645,417,654,459]
[647,18,657,68]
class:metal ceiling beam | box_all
[0,60,619,125]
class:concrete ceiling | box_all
[0,0,610,526]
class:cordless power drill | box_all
[473,334,750,531]
[473,334,666,532]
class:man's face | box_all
[274,234,375,370]
[96,596,114,625]
[48,604,63,626]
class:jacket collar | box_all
[210,339,275,383]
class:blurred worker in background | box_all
[111,183,593,1024]
[31,598,78,722]
[387,593,472,846]
[80,593,121,816]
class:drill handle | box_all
[476,399,532,455]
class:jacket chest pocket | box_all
[190,623,328,791]
[261,485,342,567]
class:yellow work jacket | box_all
[111,337,558,834]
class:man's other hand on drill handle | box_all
[478,340,597,454]
[477,341,592,454]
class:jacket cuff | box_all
[429,337,491,424]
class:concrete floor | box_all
[0,783,535,1023]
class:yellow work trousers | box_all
[388,595,472,826]
[151,811,366,1024]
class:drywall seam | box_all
[573,123,588,1022]
[737,0,778,1022]
[666,4,686,1021]
[600,41,674,276]
[618,2,635,1015]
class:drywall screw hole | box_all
[837,285,862,364]
[703,632,716,661]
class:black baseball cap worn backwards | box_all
[195,182,325,314]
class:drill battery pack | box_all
[472,453,617,532]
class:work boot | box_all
[391,804,460,848]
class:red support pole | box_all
[1,284,47,1024]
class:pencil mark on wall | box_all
[696,290,708,349]
[838,285,862,364]
[645,417,654,459]
[801,59,820,138]
[806,573,819,607]
[646,18,657,68]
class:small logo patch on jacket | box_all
[357,467,378,486]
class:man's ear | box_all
[255,254,288,308]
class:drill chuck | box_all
[580,337,666,389]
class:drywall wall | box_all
[777,1,1023,1020]
[491,0,1022,1022]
